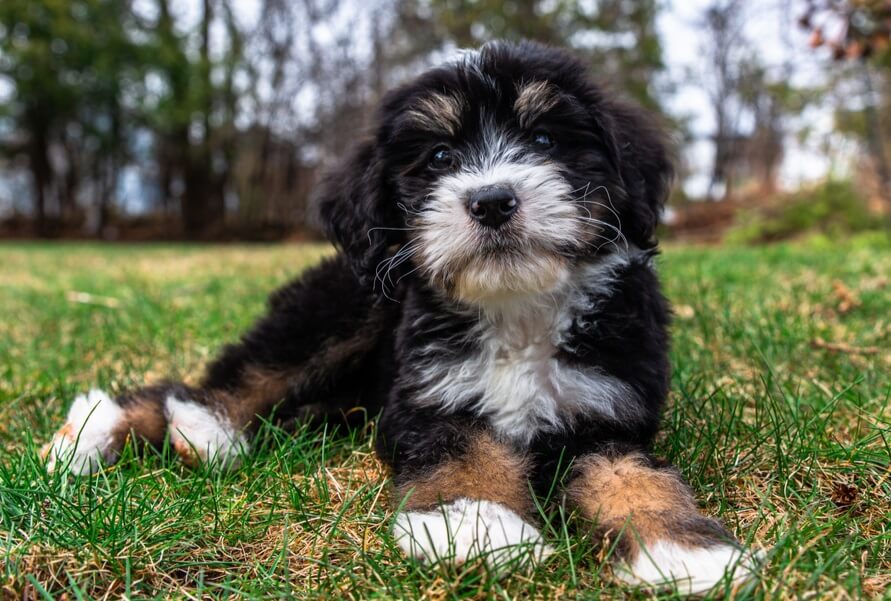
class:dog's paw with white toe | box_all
[41,389,124,475]
[394,498,553,575]
[615,540,762,596]
[164,395,247,469]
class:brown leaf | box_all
[831,481,859,508]
[846,39,865,59]
[832,280,861,314]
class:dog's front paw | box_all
[393,498,552,575]
[614,539,763,596]
[41,389,124,475]
[164,394,247,469]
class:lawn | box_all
[0,239,888,600]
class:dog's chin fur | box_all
[452,253,570,305]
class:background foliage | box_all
[1,0,887,241]
[0,0,669,238]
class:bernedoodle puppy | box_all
[42,41,761,594]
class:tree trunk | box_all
[183,0,225,234]
[159,153,173,217]
[27,116,52,236]
[61,132,80,225]
[861,62,891,204]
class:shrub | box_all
[724,180,884,244]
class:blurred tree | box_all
[0,0,142,235]
[800,0,891,205]
[0,0,678,238]
[701,0,747,200]
[739,63,786,193]
[143,0,247,236]
[418,0,667,112]
[238,0,410,227]
[697,0,817,200]
[735,59,819,195]
[800,0,891,61]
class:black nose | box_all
[467,187,519,228]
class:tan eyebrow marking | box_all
[514,80,560,128]
[405,93,465,136]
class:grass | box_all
[0,239,889,600]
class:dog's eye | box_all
[429,146,456,171]
[532,129,555,150]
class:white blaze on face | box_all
[415,130,581,303]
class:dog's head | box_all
[315,41,673,304]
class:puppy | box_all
[42,41,760,594]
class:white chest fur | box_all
[411,255,641,444]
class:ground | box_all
[0,238,888,600]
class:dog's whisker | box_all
[374,237,422,298]
[376,246,418,288]
[377,240,422,295]
[397,202,426,217]
[574,185,624,237]
[583,228,626,250]
[367,226,420,233]
[575,216,629,253]
[575,199,622,227]
[384,246,419,285]
[366,226,420,245]
[395,263,424,285]
[567,181,593,195]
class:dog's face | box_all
[387,71,607,303]
[316,41,673,304]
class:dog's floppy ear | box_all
[604,101,675,249]
[313,138,400,289]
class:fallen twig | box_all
[65,291,121,308]
[811,338,881,355]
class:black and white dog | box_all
[43,41,760,594]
